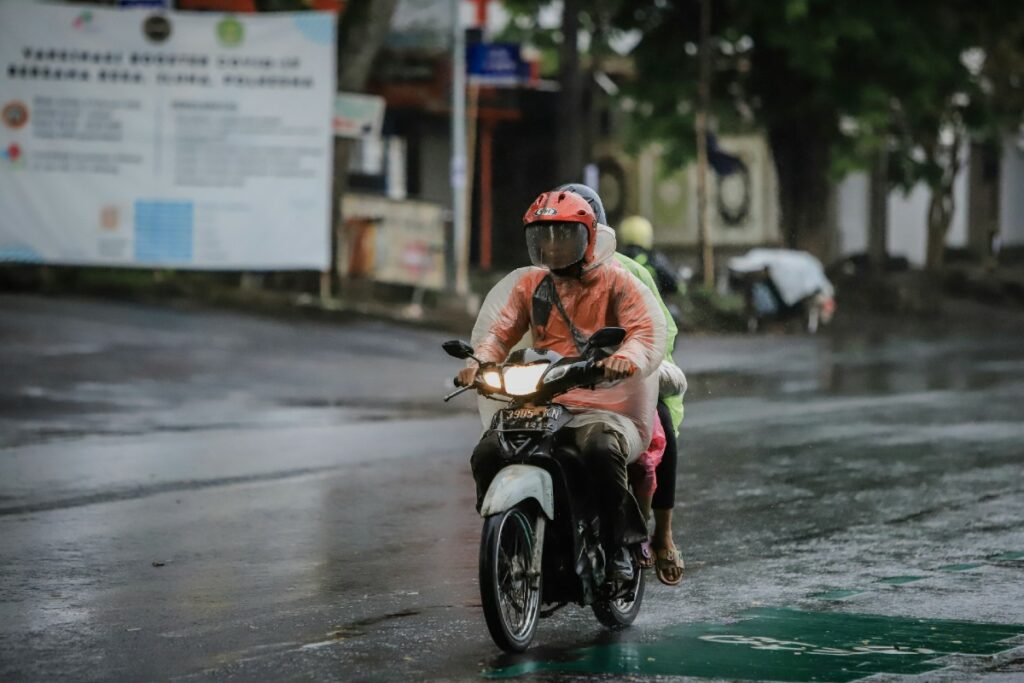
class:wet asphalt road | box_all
[1,294,1023,682]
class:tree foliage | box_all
[498,1,1024,263]
[615,0,1024,263]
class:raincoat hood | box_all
[585,224,617,271]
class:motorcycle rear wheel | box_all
[479,505,542,652]
[592,556,645,629]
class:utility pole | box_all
[450,0,469,295]
[696,0,714,289]
[558,0,583,183]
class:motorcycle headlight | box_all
[501,363,548,396]
[481,370,503,390]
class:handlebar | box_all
[444,362,495,402]
[446,358,611,404]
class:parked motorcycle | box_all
[442,327,645,652]
[727,248,837,334]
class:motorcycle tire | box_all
[592,559,645,629]
[479,505,542,652]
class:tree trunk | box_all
[557,0,584,183]
[327,0,400,294]
[868,147,889,274]
[924,135,962,272]
[768,120,834,260]
[925,185,954,271]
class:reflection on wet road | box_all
[1,295,1023,681]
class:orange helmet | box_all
[522,191,597,269]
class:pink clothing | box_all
[630,411,666,500]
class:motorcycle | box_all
[442,327,645,652]
[727,248,837,334]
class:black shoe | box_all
[608,546,634,582]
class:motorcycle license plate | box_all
[508,406,547,420]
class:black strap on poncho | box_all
[531,274,588,353]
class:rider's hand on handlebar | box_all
[596,356,637,381]
[456,366,479,387]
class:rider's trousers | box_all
[470,423,648,548]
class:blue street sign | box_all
[466,43,528,86]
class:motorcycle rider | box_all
[458,190,667,581]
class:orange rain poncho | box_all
[471,223,667,459]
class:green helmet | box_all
[619,215,654,250]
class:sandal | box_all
[636,540,654,569]
[655,546,684,586]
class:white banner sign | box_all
[0,4,335,270]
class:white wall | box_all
[886,185,929,265]
[836,143,970,266]
[837,171,868,256]
[1000,134,1024,246]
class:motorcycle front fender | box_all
[480,464,554,520]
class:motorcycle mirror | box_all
[442,339,477,361]
[583,327,626,353]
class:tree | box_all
[501,1,620,183]
[505,1,1024,270]
[616,0,1024,268]
[614,0,868,257]
[842,0,1024,270]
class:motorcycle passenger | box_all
[458,190,667,582]
[619,215,681,297]
[557,185,687,586]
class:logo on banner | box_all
[2,143,24,168]
[217,18,244,47]
[100,206,121,231]
[2,102,29,130]
[73,11,93,29]
[143,15,172,43]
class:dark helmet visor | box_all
[525,221,588,270]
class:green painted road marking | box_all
[485,608,1024,682]
[937,563,984,572]
[991,551,1024,561]
[877,576,928,585]
[811,589,866,600]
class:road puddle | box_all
[811,589,865,601]
[876,576,928,585]
[936,563,985,572]
[991,551,1024,561]
[486,608,1024,681]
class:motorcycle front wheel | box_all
[592,555,645,629]
[479,505,542,652]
